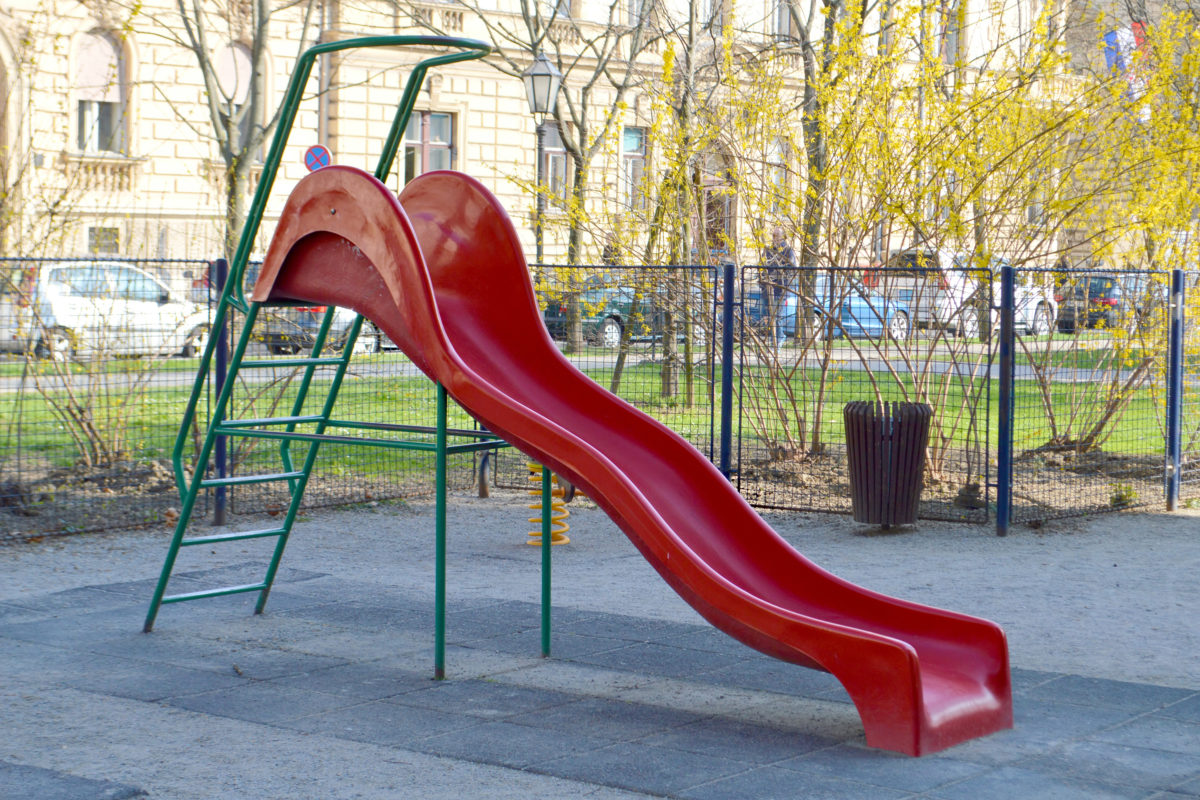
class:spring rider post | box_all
[527,463,570,545]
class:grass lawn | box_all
[0,350,1176,483]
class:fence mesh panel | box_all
[4,257,1199,541]
[0,258,217,540]
[1010,267,1168,522]
[733,265,991,522]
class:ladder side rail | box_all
[150,302,265,631]
[255,313,371,615]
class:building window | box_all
[89,227,120,254]
[774,0,794,40]
[547,0,572,17]
[701,152,736,257]
[940,0,962,65]
[75,32,126,154]
[402,111,455,185]
[622,127,647,209]
[629,0,645,25]
[542,122,570,204]
[1026,171,1046,228]
[879,0,895,52]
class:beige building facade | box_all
[0,0,1107,270]
[0,1,584,264]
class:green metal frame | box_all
[144,36,557,672]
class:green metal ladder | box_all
[142,36,558,678]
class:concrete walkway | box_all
[2,496,1197,799]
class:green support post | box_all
[435,383,448,680]
[541,465,552,657]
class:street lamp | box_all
[522,52,562,265]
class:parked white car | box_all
[0,260,211,359]
[878,250,1057,337]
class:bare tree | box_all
[398,0,660,265]
[143,0,321,259]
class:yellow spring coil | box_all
[527,463,570,545]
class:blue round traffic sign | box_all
[304,144,332,172]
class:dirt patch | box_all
[0,458,450,544]
[737,450,987,523]
[737,446,1170,526]
[1,445,1181,542]
[0,460,181,542]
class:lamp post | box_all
[522,52,562,266]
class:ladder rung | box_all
[161,583,268,604]
[257,299,330,308]
[181,527,288,546]
[213,429,397,447]
[329,420,501,438]
[200,471,304,488]
[240,357,346,368]
[220,415,326,428]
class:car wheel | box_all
[957,309,981,339]
[1029,303,1052,336]
[268,342,300,355]
[181,324,210,358]
[35,328,74,361]
[352,323,382,354]
[888,311,910,340]
[599,318,622,349]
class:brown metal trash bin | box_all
[843,401,932,526]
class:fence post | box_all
[996,264,1015,536]
[1166,268,1184,512]
[719,262,735,479]
[212,258,230,526]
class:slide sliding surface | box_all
[251,166,1012,756]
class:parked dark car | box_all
[542,283,639,348]
[542,280,707,348]
[258,304,390,355]
[1055,273,1127,333]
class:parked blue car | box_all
[745,273,911,341]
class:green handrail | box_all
[170,36,491,500]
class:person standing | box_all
[762,226,796,342]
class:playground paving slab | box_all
[1,495,1198,799]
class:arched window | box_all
[75,32,126,154]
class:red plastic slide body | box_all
[251,166,1013,756]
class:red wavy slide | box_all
[252,166,1013,756]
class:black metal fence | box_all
[2,257,1197,542]
[1005,267,1175,523]
[733,264,992,522]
